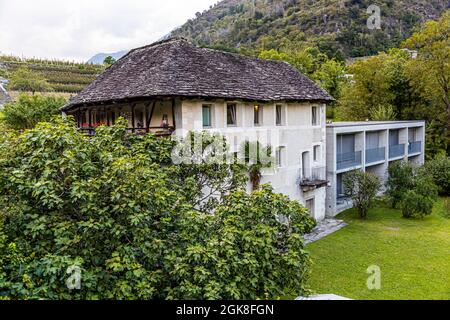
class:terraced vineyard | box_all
[0,56,104,94]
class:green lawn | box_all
[306,198,450,300]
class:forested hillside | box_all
[171,0,449,59]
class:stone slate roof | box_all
[64,38,333,110]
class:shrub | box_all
[2,94,66,130]
[343,171,381,218]
[401,175,438,219]
[0,117,314,300]
[423,157,450,196]
[386,161,415,208]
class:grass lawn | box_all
[306,198,450,300]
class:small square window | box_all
[227,104,237,126]
[202,105,212,127]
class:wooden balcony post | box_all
[131,104,136,133]
[146,101,156,132]
[171,98,176,129]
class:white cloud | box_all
[0,0,217,62]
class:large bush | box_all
[401,175,438,219]
[343,171,381,218]
[386,161,415,208]
[423,157,450,196]
[0,117,315,300]
[2,94,66,130]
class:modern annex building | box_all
[63,38,425,221]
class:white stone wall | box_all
[179,98,328,221]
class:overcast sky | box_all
[0,0,217,62]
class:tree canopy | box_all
[2,94,66,130]
[0,117,315,300]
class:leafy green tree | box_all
[369,104,398,121]
[312,59,347,101]
[343,171,381,218]
[386,161,415,208]
[258,47,326,76]
[422,156,450,196]
[103,56,117,66]
[2,94,66,130]
[337,49,415,121]
[8,67,53,94]
[0,117,315,299]
[404,11,450,155]
[401,175,438,219]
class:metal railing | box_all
[408,141,422,154]
[366,147,386,164]
[389,144,405,159]
[79,126,175,137]
[302,167,327,182]
[337,151,362,171]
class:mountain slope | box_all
[171,0,449,59]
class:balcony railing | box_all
[408,141,422,154]
[302,167,327,182]
[366,147,386,164]
[337,151,362,171]
[80,126,175,137]
[300,166,328,190]
[389,144,405,159]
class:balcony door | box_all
[337,134,355,156]
[366,132,380,149]
[389,130,399,146]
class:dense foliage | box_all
[422,156,450,196]
[171,0,448,59]
[401,175,438,219]
[386,160,441,218]
[337,12,450,157]
[0,118,315,300]
[386,161,415,209]
[343,171,380,218]
[2,94,66,130]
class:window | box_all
[227,103,237,126]
[389,130,400,146]
[306,198,315,218]
[337,134,355,155]
[202,105,212,127]
[366,132,380,149]
[312,106,319,126]
[254,105,262,126]
[276,147,286,168]
[276,105,285,126]
[313,145,320,162]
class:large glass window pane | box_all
[202,105,211,127]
